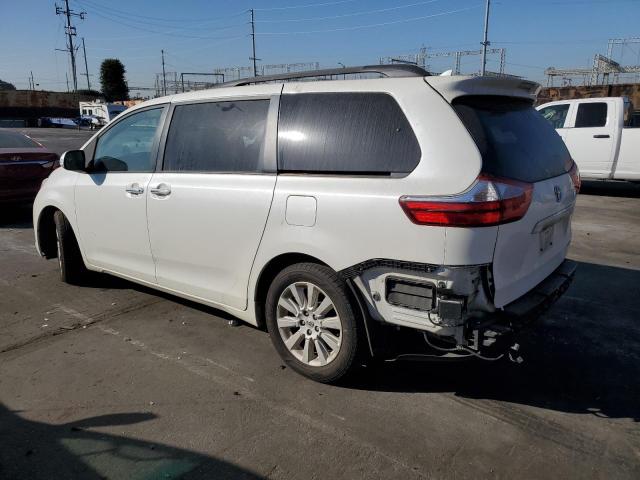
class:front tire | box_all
[265,263,360,383]
[53,210,88,284]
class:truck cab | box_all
[537,97,640,181]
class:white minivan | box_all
[34,65,579,383]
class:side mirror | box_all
[61,150,86,172]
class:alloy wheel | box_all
[276,282,343,367]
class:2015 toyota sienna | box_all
[33,65,579,383]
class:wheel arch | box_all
[36,205,78,259]
[253,252,330,329]
[36,206,61,258]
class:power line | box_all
[257,5,482,35]
[75,0,244,32]
[73,0,246,24]
[254,0,361,12]
[75,2,245,40]
[256,0,444,23]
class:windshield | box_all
[454,96,571,183]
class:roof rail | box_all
[217,64,429,88]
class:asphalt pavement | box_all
[0,129,639,479]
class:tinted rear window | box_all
[454,96,571,183]
[575,102,607,128]
[278,93,420,174]
[164,100,269,173]
[0,131,40,149]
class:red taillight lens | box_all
[400,175,533,227]
[568,161,580,193]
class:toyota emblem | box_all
[554,186,562,202]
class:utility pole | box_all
[56,0,85,92]
[65,72,70,92]
[480,0,491,76]
[249,9,258,77]
[81,37,91,90]
[161,49,167,95]
[30,71,35,90]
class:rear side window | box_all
[278,93,420,174]
[454,96,571,183]
[538,104,569,129]
[164,100,269,172]
[575,102,607,128]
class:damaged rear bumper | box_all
[343,258,577,361]
[502,259,577,322]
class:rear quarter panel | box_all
[249,77,494,307]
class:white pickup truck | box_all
[537,97,640,181]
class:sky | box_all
[2,0,640,96]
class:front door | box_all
[147,97,278,310]
[75,106,166,283]
[538,102,571,140]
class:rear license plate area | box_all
[539,224,555,253]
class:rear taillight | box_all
[568,161,580,193]
[400,175,533,227]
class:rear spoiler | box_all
[424,76,541,103]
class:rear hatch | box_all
[452,95,576,307]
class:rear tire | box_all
[265,262,360,383]
[53,210,88,285]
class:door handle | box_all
[593,134,610,138]
[150,183,171,197]
[125,183,144,195]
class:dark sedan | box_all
[0,130,59,205]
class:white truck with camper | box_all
[537,97,640,182]
[35,65,578,383]
[79,101,127,130]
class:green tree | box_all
[0,79,16,91]
[100,59,129,101]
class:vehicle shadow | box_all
[0,204,33,229]
[0,403,263,479]
[81,259,640,421]
[65,259,640,422]
[348,260,640,422]
[579,180,640,198]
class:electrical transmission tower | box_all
[545,37,640,86]
[55,0,86,93]
[212,62,320,82]
[380,48,506,76]
[379,47,428,68]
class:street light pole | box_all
[161,49,167,96]
[480,0,491,76]
[82,37,91,90]
[250,9,258,77]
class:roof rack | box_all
[217,64,429,88]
